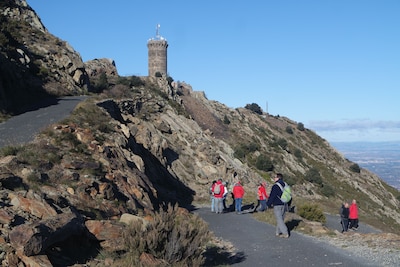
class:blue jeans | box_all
[211,196,215,212]
[235,198,242,212]
[259,199,267,211]
[215,197,224,213]
[273,205,288,235]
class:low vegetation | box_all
[120,204,211,266]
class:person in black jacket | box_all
[340,202,350,233]
[266,173,289,238]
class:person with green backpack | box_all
[266,173,291,238]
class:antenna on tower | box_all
[156,24,161,39]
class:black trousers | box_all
[349,218,359,229]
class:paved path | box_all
[0,96,87,148]
[195,207,376,267]
[324,212,381,234]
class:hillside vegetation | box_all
[0,1,399,266]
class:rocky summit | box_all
[0,1,400,266]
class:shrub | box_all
[298,203,326,223]
[105,84,131,98]
[167,76,174,85]
[122,204,210,266]
[294,149,302,159]
[285,126,293,134]
[92,72,108,93]
[255,154,274,172]
[277,138,288,150]
[0,145,21,156]
[349,163,361,173]
[283,174,296,186]
[320,184,335,197]
[304,168,323,186]
[131,76,145,87]
[244,103,263,115]
[223,115,230,124]
[234,146,246,159]
[297,122,305,131]
[234,142,260,160]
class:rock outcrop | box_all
[0,0,89,115]
[84,58,118,78]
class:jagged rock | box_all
[85,220,124,251]
[9,211,85,256]
[119,213,149,229]
[84,58,118,78]
[16,253,52,267]
[9,192,57,220]
[0,209,13,224]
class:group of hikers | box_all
[339,199,359,232]
[209,172,291,238]
[210,172,360,238]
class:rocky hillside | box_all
[0,1,400,266]
[0,0,89,117]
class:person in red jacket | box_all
[349,199,359,230]
[232,181,245,214]
[254,182,268,212]
[213,179,225,214]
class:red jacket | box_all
[233,182,245,199]
[213,181,225,198]
[349,203,358,219]
[257,185,268,200]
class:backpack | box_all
[276,182,292,203]
[214,184,221,194]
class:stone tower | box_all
[147,24,168,77]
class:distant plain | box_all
[332,141,400,190]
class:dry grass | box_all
[121,204,211,266]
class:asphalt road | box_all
[0,96,87,148]
[195,207,377,267]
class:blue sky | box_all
[27,1,400,143]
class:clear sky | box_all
[27,0,400,143]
